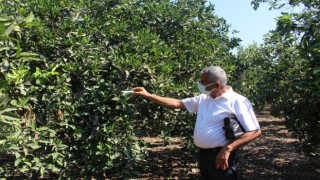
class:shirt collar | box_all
[214,86,233,100]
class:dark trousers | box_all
[198,147,238,180]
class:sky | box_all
[209,0,283,47]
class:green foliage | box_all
[233,43,274,109]
[0,0,237,178]
[248,0,320,156]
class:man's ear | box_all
[214,82,221,89]
[208,82,217,90]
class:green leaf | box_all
[0,119,19,126]
[0,17,10,22]
[112,97,120,101]
[0,79,8,89]
[0,47,10,51]
[20,56,41,62]
[23,148,28,156]
[56,143,68,150]
[0,111,20,121]
[15,159,21,166]
[36,127,49,131]
[52,152,59,160]
[18,97,30,106]
[48,129,56,137]
[24,13,34,23]
[58,122,68,126]
[50,165,60,172]
[0,107,17,113]
[40,166,45,176]
[25,162,32,167]
[14,151,21,158]
[10,145,19,151]
[25,22,41,27]
[2,22,15,36]
[0,23,5,35]
[33,157,40,164]
[313,68,320,74]
[29,119,35,130]
[8,130,21,140]
[39,140,50,144]
[20,167,29,172]
[20,52,38,57]
[27,143,41,150]
[13,25,20,32]
[0,140,6,145]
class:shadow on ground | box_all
[133,137,200,179]
[133,111,320,179]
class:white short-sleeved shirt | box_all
[182,87,260,149]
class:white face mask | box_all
[197,82,216,95]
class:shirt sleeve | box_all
[234,98,260,131]
[182,96,200,114]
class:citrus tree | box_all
[0,0,238,178]
[232,43,274,109]
[250,0,320,156]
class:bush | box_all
[245,0,320,156]
[0,0,238,178]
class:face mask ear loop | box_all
[205,82,216,90]
[198,82,216,95]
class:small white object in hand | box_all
[122,90,133,95]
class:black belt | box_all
[198,147,222,153]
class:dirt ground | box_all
[133,110,320,179]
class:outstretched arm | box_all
[132,87,186,109]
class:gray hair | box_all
[201,66,228,85]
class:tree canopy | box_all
[0,0,319,178]
[0,0,238,178]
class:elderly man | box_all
[132,66,261,180]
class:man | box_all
[132,66,261,179]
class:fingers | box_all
[215,159,229,170]
[132,87,149,97]
[132,87,144,91]
[222,161,229,170]
[132,87,145,93]
[216,162,228,170]
[215,149,230,170]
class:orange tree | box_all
[232,43,273,110]
[245,0,320,156]
[0,0,239,178]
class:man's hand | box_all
[215,129,261,170]
[215,146,232,170]
[132,87,151,98]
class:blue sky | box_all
[209,0,283,47]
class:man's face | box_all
[199,74,218,97]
